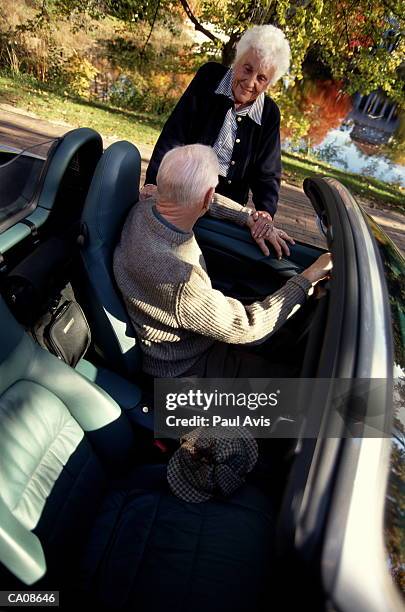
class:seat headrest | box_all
[81,141,141,251]
[38,128,103,211]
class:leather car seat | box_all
[0,296,276,612]
[34,127,103,233]
[79,141,142,379]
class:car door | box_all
[194,205,326,304]
[275,177,404,611]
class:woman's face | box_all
[232,49,274,107]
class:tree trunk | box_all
[221,33,240,66]
[220,0,279,66]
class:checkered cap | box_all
[167,427,258,503]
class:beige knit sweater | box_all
[113,194,312,377]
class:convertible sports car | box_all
[0,128,403,611]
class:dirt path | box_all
[1,104,404,253]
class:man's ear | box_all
[203,187,215,211]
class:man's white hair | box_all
[234,25,291,86]
[157,144,219,206]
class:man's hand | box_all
[139,184,158,200]
[247,211,295,258]
[301,252,333,286]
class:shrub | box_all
[62,54,98,98]
[108,70,192,116]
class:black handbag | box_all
[3,237,91,368]
[42,299,91,367]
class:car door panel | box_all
[195,215,325,301]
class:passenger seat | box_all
[0,296,276,611]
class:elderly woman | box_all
[141,25,293,257]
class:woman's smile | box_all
[231,50,274,108]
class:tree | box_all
[14,0,405,108]
[176,0,405,107]
[279,78,352,145]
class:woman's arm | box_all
[249,100,282,217]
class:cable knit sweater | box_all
[113,194,312,377]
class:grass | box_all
[1,71,404,212]
[0,72,163,146]
[282,151,405,212]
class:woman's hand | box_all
[247,211,295,258]
[139,184,158,200]
[263,226,295,259]
[250,210,274,240]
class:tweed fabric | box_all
[167,427,259,503]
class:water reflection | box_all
[312,125,405,187]
[277,78,405,187]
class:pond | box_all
[283,124,405,187]
[278,80,405,188]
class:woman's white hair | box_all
[157,144,219,206]
[234,25,291,86]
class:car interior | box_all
[0,128,333,610]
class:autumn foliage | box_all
[280,79,352,145]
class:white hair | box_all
[234,25,291,86]
[157,144,219,206]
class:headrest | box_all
[81,141,141,252]
[38,128,103,211]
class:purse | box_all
[3,237,91,368]
[42,299,91,367]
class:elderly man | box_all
[113,145,332,378]
[141,24,293,257]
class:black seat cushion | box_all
[78,465,275,612]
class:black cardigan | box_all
[145,62,282,216]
